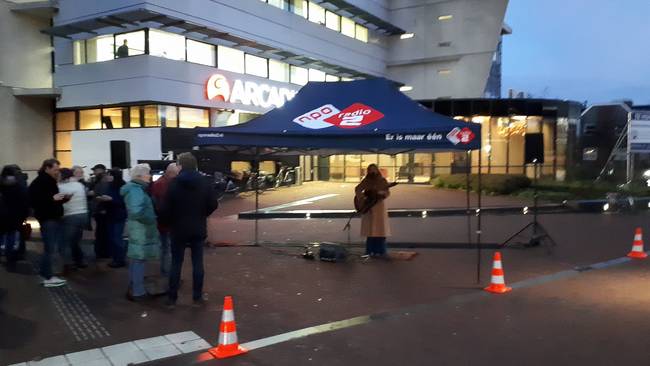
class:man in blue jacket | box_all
[163,153,218,308]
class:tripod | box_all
[502,161,557,250]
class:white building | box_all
[0,0,509,179]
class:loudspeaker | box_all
[110,140,131,169]
[525,133,544,164]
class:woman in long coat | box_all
[355,164,391,257]
[121,163,159,301]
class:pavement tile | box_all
[101,342,139,357]
[64,349,104,364]
[164,331,201,345]
[141,344,182,361]
[27,356,69,366]
[174,338,212,353]
[134,336,172,350]
[71,359,111,366]
[105,350,149,366]
[8,363,28,366]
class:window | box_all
[290,0,308,18]
[179,107,209,128]
[325,74,340,82]
[79,109,101,130]
[269,59,290,82]
[438,69,452,75]
[85,35,114,63]
[341,77,354,82]
[56,112,76,131]
[218,46,245,74]
[56,151,73,168]
[290,65,308,85]
[341,17,355,38]
[115,30,146,58]
[73,41,86,65]
[130,107,142,128]
[245,54,269,78]
[149,29,185,61]
[102,107,124,128]
[325,11,340,31]
[308,2,325,24]
[55,132,72,150]
[159,105,178,127]
[438,14,453,21]
[308,68,326,82]
[186,39,216,66]
[143,105,160,127]
[355,24,368,42]
[267,0,287,10]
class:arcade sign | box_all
[206,74,298,109]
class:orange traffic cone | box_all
[484,251,512,294]
[208,296,248,359]
[627,228,647,259]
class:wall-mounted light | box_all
[438,15,453,21]
[399,85,413,92]
[400,33,415,39]
[438,69,452,75]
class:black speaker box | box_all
[524,134,544,164]
[110,140,131,169]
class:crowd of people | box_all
[0,153,218,308]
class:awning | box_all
[12,87,61,99]
[195,78,481,155]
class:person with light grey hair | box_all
[120,163,159,301]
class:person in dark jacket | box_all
[91,167,112,260]
[151,162,179,276]
[28,159,67,287]
[0,165,29,270]
[104,169,128,268]
[163,153,218,308]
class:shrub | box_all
[432,174,531,195]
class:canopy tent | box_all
[194,78,485,282]
[195,78,481,154]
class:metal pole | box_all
[476,148,482,284]
[533,160,539,236]
[466,150,472,246]
[254,148,259,246]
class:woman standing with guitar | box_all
[355,164,393,258]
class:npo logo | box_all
[206,74,297,109]
[293,103,384,130]
[446,127,476,145]
[293,104,340,130]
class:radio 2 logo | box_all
[293,103,384,130]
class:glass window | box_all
[290,65,308,85]
[55,131,72,150]
[325,74,340,82]
[269,59,290,82]
[325,11,340,31]
[85,35,114,63]
[115,30,145,58]
[308,2,325,25]
[56,151,72,168]
[56,112,76,131]
[148,29,185,61]
[159,105,178,127]
[186,39,216,66]
[355,24,368,42]
[129,106,142,128]
[218,46,245,74]
[143,105,160,127]
[245,54,268,78]
[79,109,101,130]
[341,77,354,82]
[290,0,308,18]
[73,40,86,65]
[102,107,124,129]
[179,107,209,128]
[341,17,355,38]
[308,68,326,82]
[268,0,287,10]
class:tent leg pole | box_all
[255,148,260,246]
[466,151,472,247]
[477,149,483,284]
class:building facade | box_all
[2,0,509,178]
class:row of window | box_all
[73,28,354,85]
[260,0,368,42]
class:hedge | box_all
[432,174,531,195]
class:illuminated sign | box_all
[206,74,297,109]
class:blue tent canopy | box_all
[195,78,481,154]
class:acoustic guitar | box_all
[354,182,398,214]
